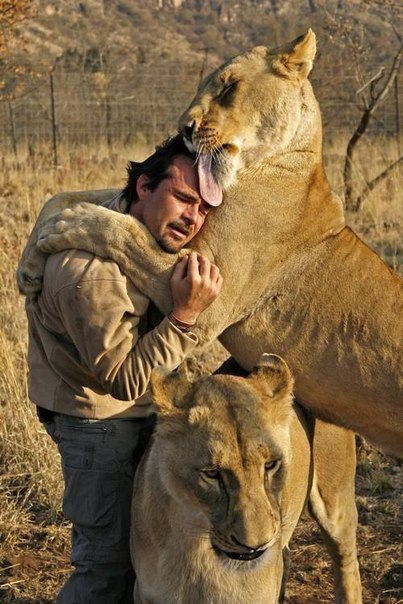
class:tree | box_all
[0,0,33,99]
[343,43,403,212]
[318,1,402,212]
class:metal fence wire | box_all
[0,65,401,154]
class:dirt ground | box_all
[286,442,402,603]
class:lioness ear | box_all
[248,353,294,400]
[271,29,316,80]
[150,368,192,414]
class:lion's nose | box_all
[183,121,195,141]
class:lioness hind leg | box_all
[309,421,362,604]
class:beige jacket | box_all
[26,194,198,419]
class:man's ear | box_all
[136,173,151,201]
[150,368,193,415]
[271,29,316,80]
[248,353,294,400]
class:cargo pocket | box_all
[59,433,120,542]
[62,465,119,536]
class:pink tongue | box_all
[197,154,223,207]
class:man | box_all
[25,135,223,603]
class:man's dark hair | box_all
[122,134,195,203]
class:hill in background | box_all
[1,0,401,152]
[19,0,402,72]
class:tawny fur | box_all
[17,30,403,455]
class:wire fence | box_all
[0,64,401,160]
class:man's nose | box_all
[182,204,198,224]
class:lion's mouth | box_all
[213,545,267,562]
[183,131,240,195]
[196,154,223,207]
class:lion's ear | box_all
[150,368,192,414]
[271,29,316,80]
[248,354,294,401]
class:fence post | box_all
[49,70,59,167]
[395,74,401,157]
[7,100,18,160]
[105,93,112,148]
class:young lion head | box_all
[150,354,294,564]
[179,29,319,191]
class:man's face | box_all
[130,155,212,253]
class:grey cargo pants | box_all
[42,413,155,604]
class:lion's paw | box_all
[17,254,46,295]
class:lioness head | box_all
[179,29,319,191]
[150,353,294,564]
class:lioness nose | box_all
[183,121,195,140]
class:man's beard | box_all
[157,237,181,254]
[157,221,192,253]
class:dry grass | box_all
[0,142,150,602]
[0,139,401,603]
[324,133,403,274]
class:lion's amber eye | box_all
[201,468,220,480]
[264,459,281,473]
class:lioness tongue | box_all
[197,154,223,207]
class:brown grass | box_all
[0,139,401,603]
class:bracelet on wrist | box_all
[168,312,196,333]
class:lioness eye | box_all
[218,81,238,103]
[222,81,237,92]
[265,459,281,473]
[201,468,220,479]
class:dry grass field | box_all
[0,140,401,603]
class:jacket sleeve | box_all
[52,262,198,401]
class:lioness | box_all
[133,354,361,603]
[17,30,403,455]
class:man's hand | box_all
[170,252,223,325]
